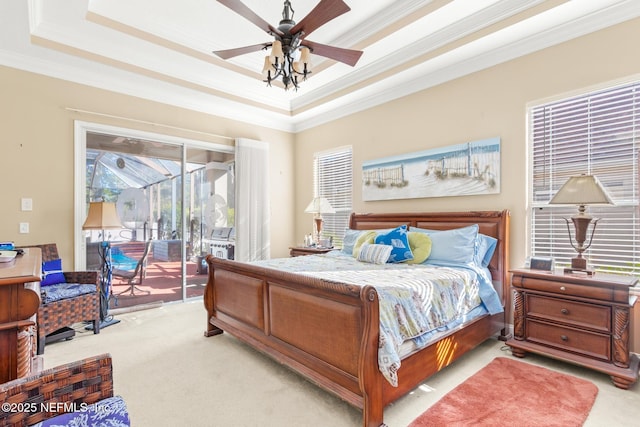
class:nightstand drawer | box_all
[508,268,638,388]
[526,319,610,362]
[513,275,613,301]
[526,294,611,333]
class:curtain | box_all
[235,138,270,261]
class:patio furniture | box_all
[0,353,130,426]
[18,244,100,355]
[112,239,152,296]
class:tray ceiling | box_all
[1,0,639,132]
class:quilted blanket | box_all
[252,251,501,386]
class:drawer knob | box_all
[561,335,568,341]
[561,308,569,315]
[560,286,566,291]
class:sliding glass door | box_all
[75,122,234,310]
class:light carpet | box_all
[408,357,598,427]
[42,301,639,426]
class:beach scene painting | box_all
[362,137,500,201]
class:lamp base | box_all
[84,317,121,331]
[563,267,594,276]
[564,256,593,275]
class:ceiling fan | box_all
[213,0,363,90]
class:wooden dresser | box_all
[0,248,41,383]
[506,268,639,389]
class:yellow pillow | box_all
[405,232,432,264]
[352,230,377,258]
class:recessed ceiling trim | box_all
[3,0,639,134]
[290,0,550,112]
[292,0,640,132]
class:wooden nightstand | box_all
[289,246,333,257]
[506,268,639,389]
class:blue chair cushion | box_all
[40,283,97,304]
[31,395,130,427]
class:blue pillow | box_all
[476,233,498,267]
[342,229,363,255]
[41,258,66,286]
[374,225,414,263]
[410,224,479,265]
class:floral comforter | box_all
[252,251,501,386]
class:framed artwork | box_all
[362,137,500,201]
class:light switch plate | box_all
[19,222,29,234]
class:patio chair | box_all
[112,239,152,296]
[19,243,100,355]
[0,353,130,426]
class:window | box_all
[530,81,640,274]
[313,146,353,247]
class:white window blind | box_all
[530,81,640,274]
[313,146,353,247]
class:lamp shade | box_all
[82,202,123,230]
[549,175,613,206]
[304,197,335,214]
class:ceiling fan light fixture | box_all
[214,0,363,91]
[299,46,311,64]
[261,56,273,80]
[269,40,284,65]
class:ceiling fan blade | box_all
[303,40,362,67]
[290,0,351,37]
[213,43,269,60]
[217,0,283,36]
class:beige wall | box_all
[2,19,639,348]
[294,18,640,351]
[294,17,640,271]
[0,66,295,262]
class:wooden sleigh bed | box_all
[204,210,510,427]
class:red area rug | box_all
[409,357,598,427]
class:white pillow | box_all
[357,243,392,264]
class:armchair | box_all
[0,353,129,426]
[20,244,101,355]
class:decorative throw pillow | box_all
[405,232,432,264]
[410,224,479,265]
[41,258,66,286]
[352,230,377,258]
[357,243,392,264]
[374,225,414,263]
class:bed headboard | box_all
[349,210,511,309]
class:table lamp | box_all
[82,201,123,328]
[304,197,335,245]
[549,174,613,275]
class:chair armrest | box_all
[62,271,99,287]
[0,353,113,426]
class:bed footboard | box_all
[203,257,385,425]
[203,210,510,427]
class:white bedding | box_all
[251,251,502,386]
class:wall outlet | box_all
[19,222,29,234]
[21,198,33,211]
